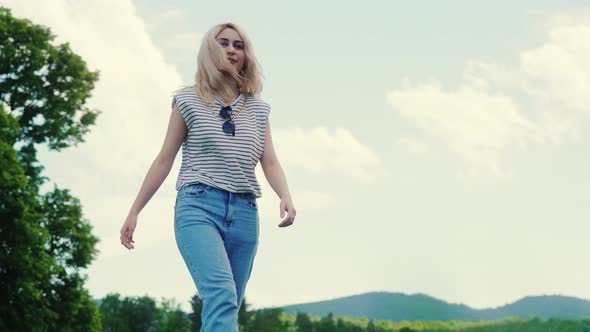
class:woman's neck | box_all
[215,82,240,106]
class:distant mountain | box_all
[277,291,590,321]
[483,294,590,320]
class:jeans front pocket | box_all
[182,183,210,198]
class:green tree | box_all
[335,317,347,332]
[188,293,203,332]
[0,8,99,153]
[0,105,53,330]
[98,293,128,332]
[121,295,161,332]
[153,298,191,332]
[367,319,389,332]
[245,308,287,332]
[98,293,163,332]
[295,311,313,332]
[0,6,101,331]
[317,312,335,332]
[398,327,415,332]
[239,296,255,331]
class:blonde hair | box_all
[174,23,264,105]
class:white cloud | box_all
[254,180,336,221]
[395,137,429,156]
[520,25,590,114]
[387,81,538,176]
[386,12,590,176]
[141,6,203,68]
[272,127,388,184]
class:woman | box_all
[119,22,296,331]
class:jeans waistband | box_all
[184,182,256,199]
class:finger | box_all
[280,202,286,218]
[286,209,295,219]
[120,234,134,249]
[278,217,294,227]
[280,211,294,224]
[280,214,289,223]
[124,239,134,249]
[128,231,135,245]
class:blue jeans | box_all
[174,182,259,332]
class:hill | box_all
[278,291,590,321]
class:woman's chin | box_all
[219,64,237,75]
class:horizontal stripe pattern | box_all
[171,86,270,198]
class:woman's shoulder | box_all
[172,85,206,107]
[246,94,271,111]
[174,85,199,99]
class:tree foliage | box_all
[0,7,100,152]
[244,307,286,332]
[0,6,101,331]
[99,293,191,332]
[93,290,590,332]
[188,293,203,332]
[295,311,314,332]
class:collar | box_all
[213,92,244,108]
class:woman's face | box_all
[216,28,245,74]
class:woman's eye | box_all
[235,44,244,49]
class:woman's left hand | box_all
[278,195,296,228]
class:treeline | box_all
[97,292,589,332]
[98,292,269,332]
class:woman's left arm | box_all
[260,120,297,227]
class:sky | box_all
[3,0,590,314]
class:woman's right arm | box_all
[120,103,187,249]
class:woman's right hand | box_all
[120,213,138,250]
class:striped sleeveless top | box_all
[171,86,271,198]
